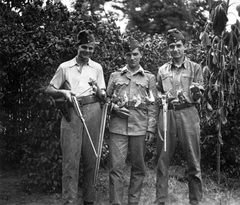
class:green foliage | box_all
[21,92,62,192]
[110,0,207,36]
[0,0,75,190]
[199,0,240,178]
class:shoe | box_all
[83,201,94,205]
[190,201,199,205]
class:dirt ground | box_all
[0,168,110,205]
[1,167,240,205]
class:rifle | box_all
[92,102,109,186]
[71,95,98,157]
[162,95,168,152]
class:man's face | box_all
[77,43,95,60]
[124,48,142,68]
[168,40,185,59]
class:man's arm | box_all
[45,85,74,102]
[190,63,204,102]
[146,74,158,143]
[106,72,130,118]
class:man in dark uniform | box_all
[106,37,158,205]
[156,28,204,205]
[46,30,106,205]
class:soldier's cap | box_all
[77,30,95,45]
[122,37,140,54]
[166,28,185,45]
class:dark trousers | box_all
[156,106,203,204]
[109,133,146,205]
[61,102,101,204]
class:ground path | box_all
[1,166,240,205]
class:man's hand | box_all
[61,90,76,102]
[113,104,130,118]
[190,84,202,101]
[99,89,107,101]
[145,131,155,144]
[88,79,106,101]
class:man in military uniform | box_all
[156,28,204,205]
[106,37,158,205]
[45,30,106,205]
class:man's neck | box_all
[172,55,185,67]
[127,65,140,74]
[76,56,89,66]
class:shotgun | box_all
[92,102,109,186]
[71,95,98,157]
[162,95,167,152]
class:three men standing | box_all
[46,28,203,205]
[155,28,203,205]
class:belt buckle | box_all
[173,104,176,110]
[78,99,83,106]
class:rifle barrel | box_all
[72,96,98,157]
[162,95,167,152]
[92,102,109,186]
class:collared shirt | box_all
[157,57,203,103]
[107,65,158,136]
[50,57,105,97]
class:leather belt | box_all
[168,103,195,110]
[76,95,100,106]
[160,103,195,110]
[125,101,147,110]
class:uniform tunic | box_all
[156,57,203,204]
[107,66,157,135]
[107,66,158,205]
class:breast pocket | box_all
[161,73,173,92]
[134,78,149,97]
[115,79,130,96]
[181,73,193,91]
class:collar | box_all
[120,65,145,75]
[69,57,94,68]
[169,56,190,69]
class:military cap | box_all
[122,37,140,54]
[77,30,95,45]
[166,28,185,45]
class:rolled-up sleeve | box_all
[97,65,106,90]
[193,63,204,90]
[49,65,65,89]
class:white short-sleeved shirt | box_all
[50,57,106,98]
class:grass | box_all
[95,165,240,205]
[1,165,240,205]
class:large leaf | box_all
[219,105,228,125]
[200,31,211,48]
[212,4,228,36]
